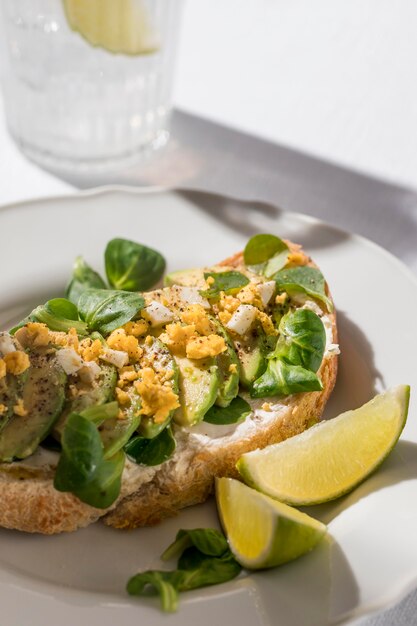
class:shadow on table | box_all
[33,108,417,272]
[246,533,359,626]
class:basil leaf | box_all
[162,528,229,562]
[72,450,125,509]
[125,426,175,466]
[203,396,251,425]
[250,359,323,398]
[250,309,325,398]
[275,309,325,373]
[54,413,103,491]
[11,298,88,336]
[127,570,181,612]
[105,238,165,292]
[244,234,289,279]
[177,547,241,586]
[78,288,145,335]
[273,266,332,311]
[54,413,124,509]
[127,532,241,613]
[66,256,107,305]
[201,271,249,298]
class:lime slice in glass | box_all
[216,477,326,569]
[237,385,410,505]
[63,0,159,55]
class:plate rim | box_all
[0,185,416,626]
[1,183,416,294]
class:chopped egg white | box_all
[56,348,84,375]
[226,304,257,335]
[100,348,129,368]
[0,333,17,356]
[257,281,276,307]
[142,301,175,327]
[176,286,210,310]
[78,360,102,383]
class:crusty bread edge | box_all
[0,246,337,534]
[104,248,338,529]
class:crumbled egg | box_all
[48,328,79,351]
[142,301,175,327]
[13,398,27,417]
[79,338,103,362]
[0,404,6,416]
[218,293,240,314]
[123,320,149,337]
[256,310,277,336]
[115,387,132,407]
[159,323,196,357]
[107,329,143,362]
[4,351,30,376]
[0,359,6,380]
[180,304,213,336]
[14,322,49,348]
[236,283,263,308]
[226,304,258,336]
[135,368,180,424]
[186,335,227,359]
[286,250,309,266]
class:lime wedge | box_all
[237,385,410,505]
[63,0,159,55]
[216,477,326,569]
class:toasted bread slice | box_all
[104,248,338,529]
[0,245,337,534]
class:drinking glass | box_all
[0,0,183,172]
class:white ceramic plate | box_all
[0,188,416,626]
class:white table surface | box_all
[1,1,417,624]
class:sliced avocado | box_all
[209,317,239,408]
[233,325,271,388]
[0,368,29,433]
[0,352,67,462]
[137,337,179,439]
[0,334,29,432]
[164,268,205,288]
[53,363,117,439]
[100,383,141,459]
[173,356,219,426]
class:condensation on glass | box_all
[0,0,183,172]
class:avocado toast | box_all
[0,235,338,534]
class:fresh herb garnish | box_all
[54,412,124,509]
[204,396,251,425]
[161,528,229,561]
[127,528,241,612]
[105,238,166,292]
[244,234,289,277]
[125,426,176,466]
[78,288,145,335]
[66,256,106,305]
[201,271,249,298]
[250,309,325,398]
[11,298,88,335]
[273,266,332,311]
